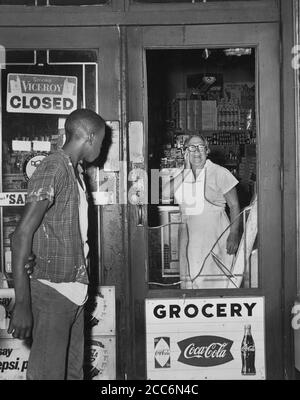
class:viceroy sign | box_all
[177,336,233,367]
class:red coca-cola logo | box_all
[177,336,234,367]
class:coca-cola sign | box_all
[177,336,233,367]
[154,337,170,368]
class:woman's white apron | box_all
[175,167,234,289]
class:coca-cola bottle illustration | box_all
[241,324,256,375]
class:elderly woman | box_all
[163,135,240,289]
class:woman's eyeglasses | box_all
[186,144,207,153]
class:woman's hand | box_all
[184,149,191,169]
[226,232,239,255]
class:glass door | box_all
[0,26,121,380]
[127,23,281,379]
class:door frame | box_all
[127,23,282,379]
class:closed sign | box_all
[7,73,77,115]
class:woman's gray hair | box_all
[184,134,210,154]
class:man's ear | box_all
[87,131,95,144]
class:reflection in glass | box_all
[147,48,257,289]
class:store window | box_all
[147,48,258,290]
[0,49,98,284]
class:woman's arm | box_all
[224,186,240,255]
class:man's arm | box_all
[224,187,240,255]
[7,199,49,339]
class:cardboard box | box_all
[84,335,116,380]
[84,286,115,336]
[0,338,31,380]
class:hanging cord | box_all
[148,196,257,288]
[189,196,257,285]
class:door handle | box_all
[137,204,143,227]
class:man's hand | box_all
[7,303,33,339]
[25,253,36,276]
[226,232,239,255]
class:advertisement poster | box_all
[7,73,77,115]
[146,297,265,380]
[0,338,31,380]
[84,336,116,381]
[0,289,30,380]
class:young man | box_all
[8,109,105,380]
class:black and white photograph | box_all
[0,0,298,386]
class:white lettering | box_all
[183,342,228,359]
[21,80,63,93]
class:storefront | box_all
[0,0,298,380]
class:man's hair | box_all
[64,109,105,142]
[184,134,210,154]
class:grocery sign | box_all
[146,297,266,380]
[7,73,77,115]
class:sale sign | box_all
[7,73,77,115]
[146,297,266,380]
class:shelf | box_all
[211,143,256,144]
[173,129,255,135]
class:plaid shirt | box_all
[26,149,88,284]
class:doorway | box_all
[127,23,282,379]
